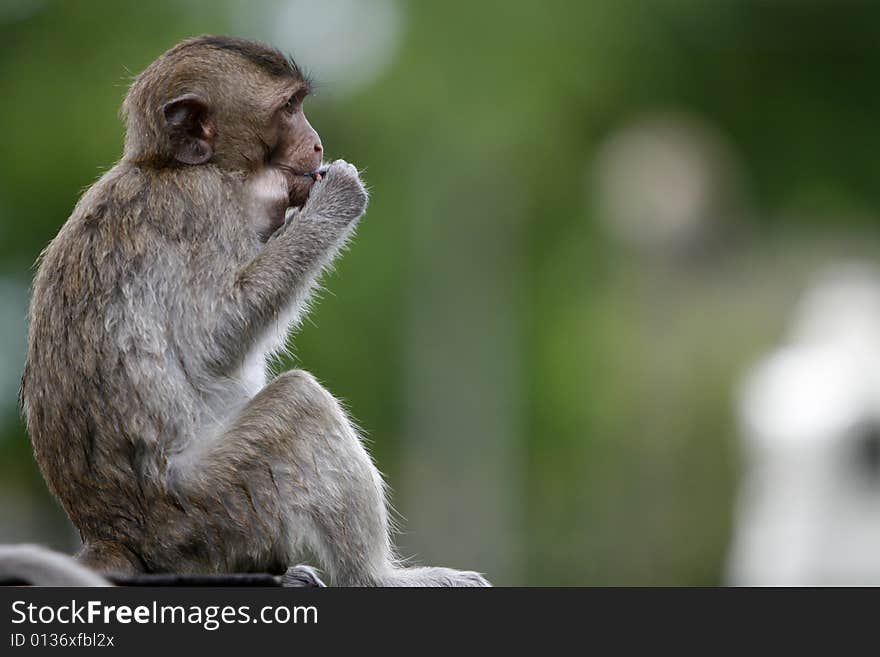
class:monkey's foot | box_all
[430,569,492,587]
[281,564,326,587]
[380,567,492,587]
[451,571,492,587]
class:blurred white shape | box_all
[592,111,747,253]
[729,263,880,585]
[0,276,28,425]
[792,265,880,346]
[228,0,404,98]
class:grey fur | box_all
[20,36,489,587]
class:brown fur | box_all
[20,36,489,586]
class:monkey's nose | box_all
[314,142,323,153]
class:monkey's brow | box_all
[283,78,312,102]
[295,65,316,94]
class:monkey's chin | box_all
[286,175,313,209]
[282,163,328,209]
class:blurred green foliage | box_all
[2,0,880,584]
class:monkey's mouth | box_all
[307,166,328,182]
[280,165,327,208]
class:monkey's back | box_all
[21,163,257,544]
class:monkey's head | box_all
[122,35,324,207]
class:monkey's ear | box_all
[162,93,214,165]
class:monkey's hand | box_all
[301,159,368,226]
[227,160,368,368]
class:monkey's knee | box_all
[263,368,348,429]
[272,369,335,407]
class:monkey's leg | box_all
[194,370,489,587]
[76,539,144,575]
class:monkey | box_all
[19,36,489,587]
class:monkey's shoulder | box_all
[47,164,225,267]
[69,165,174,235]
[31,169,173,312]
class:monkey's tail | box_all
[0,544,112,586]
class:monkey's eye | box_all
[283,91,306,114]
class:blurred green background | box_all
[2,0,880,585]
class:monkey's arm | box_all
[217,160,367,363]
